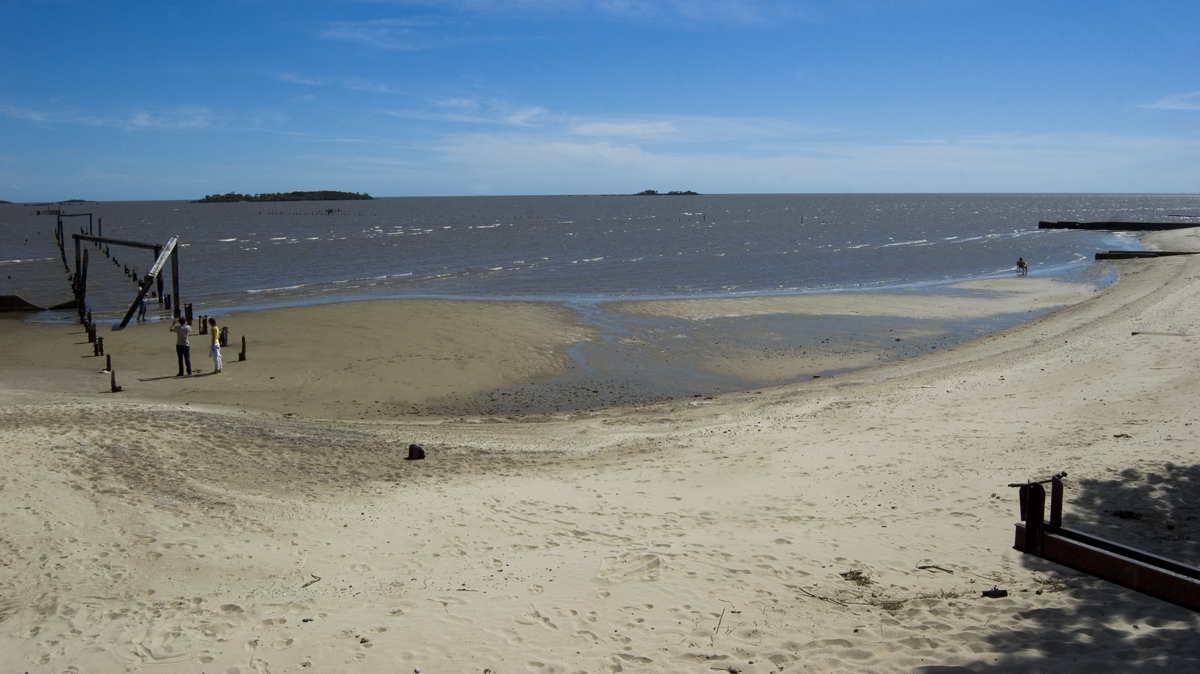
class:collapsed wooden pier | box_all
[51,211,183,330]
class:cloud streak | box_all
[423,128,1200,194]
[362,0,809,25]
[1,102,257,134]
[1141,91,1200,111]
[319,18,493,51]
[379,98,549,126]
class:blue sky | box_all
[2,0,1197,200]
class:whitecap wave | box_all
[0,257,54,265]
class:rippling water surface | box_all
[6,193,1197,318]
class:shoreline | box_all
[13,251,1111,326]
[1,228,1199,671]
[2,270,1114,419]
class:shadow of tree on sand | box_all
[917,463,1200,673]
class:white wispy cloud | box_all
[278,73,329,86]
[277,72,403,94]
[569,115,818,144]
[379,98,549,125]
[366,0,808,25]
[1141,91,1200,111]
[573,121,678,138]
[422,128,1200,194]
[0,104,52,123]
[1,102,267,134]
[320,18,485,51]
[343,80,404,94]
[127,108,213,130]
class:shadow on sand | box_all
[917,463,1200,673]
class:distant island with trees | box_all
[194,191,373,203]
[634,190,699,196]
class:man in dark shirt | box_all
[171,318,192,376]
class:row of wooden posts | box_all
[51,213,247,392]
[55,213,183,329]
[82,311,248,395]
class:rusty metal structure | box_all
[1011,473,1200,612]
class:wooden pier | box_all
[1040,221,1200,231]
[1095,250,1200,260]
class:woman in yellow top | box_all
[209,317,222,374]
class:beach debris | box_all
[982,586,1008,598]
[301,573,321,588]
[1113,433,1132,438]
[794,585,847,607]
[916,564,954,574]
[840,570,872,586]
[1110,510,1143,520]
[405,444,426,461]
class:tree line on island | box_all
[194,191,373,203]
[635,190,699,196]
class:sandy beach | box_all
[2,228,1199,672]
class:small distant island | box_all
[634,190,699,196]
[0,200,11,205]
[194,191,373,203]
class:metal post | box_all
[1024,483,1045,556]
[1050,475,1064,529]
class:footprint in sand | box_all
[515,607,559,630]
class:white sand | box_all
[2,229,1199,672]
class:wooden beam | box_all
[114,236,178,330]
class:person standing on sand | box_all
[1017,257,1028,276]
[171,317,192,376]
[209,317,222,374]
